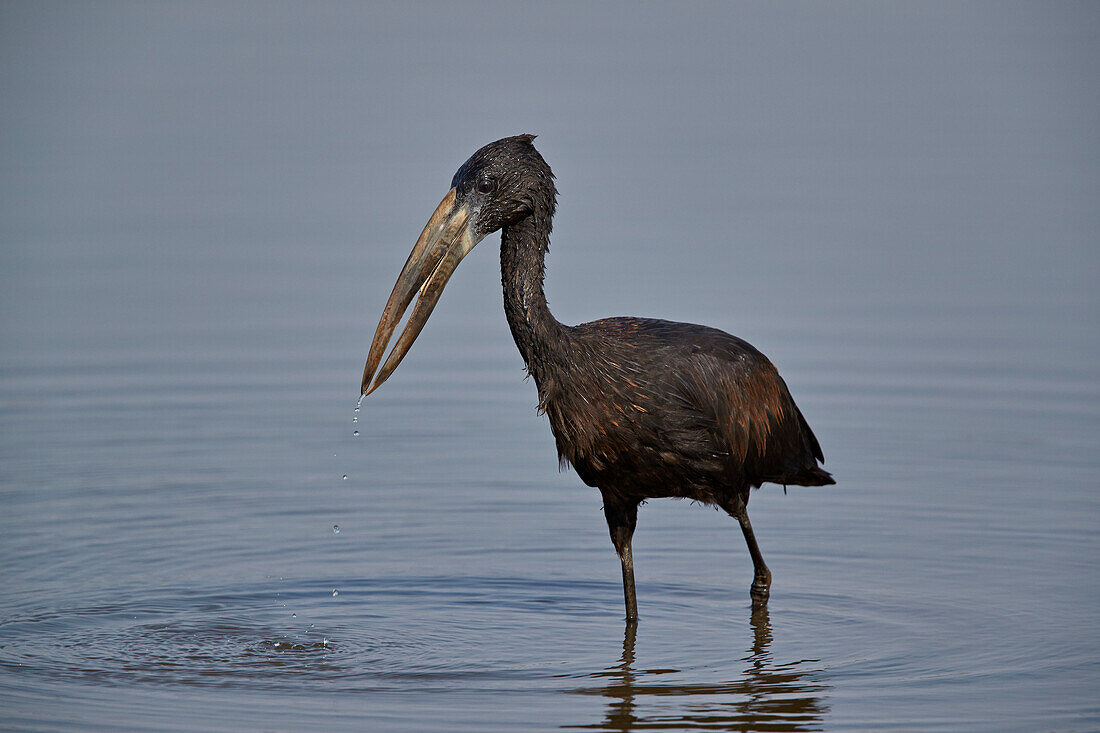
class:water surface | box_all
[1,3,1097,731]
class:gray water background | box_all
[1,3,1098,731]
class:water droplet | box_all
[332,588,339,597]
[310,623,315,629]
[353,430,359,437]
[274,642,282,648]
[323,637,328,647]
[353,415,359,424]
[291,613,296,618]
[342,474,348,481]
[333,524,340,534]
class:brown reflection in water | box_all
[568,607,829,732]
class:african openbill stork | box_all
[361,135,833,621]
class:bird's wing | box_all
[665,328,826,483]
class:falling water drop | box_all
[332,588,339,597]
[353,430,359,437]
[342,474,348,481]
[291,613,296,618]
[333,524,340,535]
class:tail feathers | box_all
[797,466,835,486]
[774,465,835,487]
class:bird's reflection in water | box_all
[569,607,829,732]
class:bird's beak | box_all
[361,188,481,396]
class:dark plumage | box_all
[362,135,833,620]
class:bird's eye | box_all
[476,179,493,194]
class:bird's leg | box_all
[602,496,640,622]
[725,496,771,606]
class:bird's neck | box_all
[500,213,564,381]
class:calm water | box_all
[1,4,1098,731]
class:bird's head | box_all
[361,135,555,396]
[450,134,556,239]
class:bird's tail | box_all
[770,464,834,488]
[791,466,835,487]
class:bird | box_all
[361,135,833,621]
